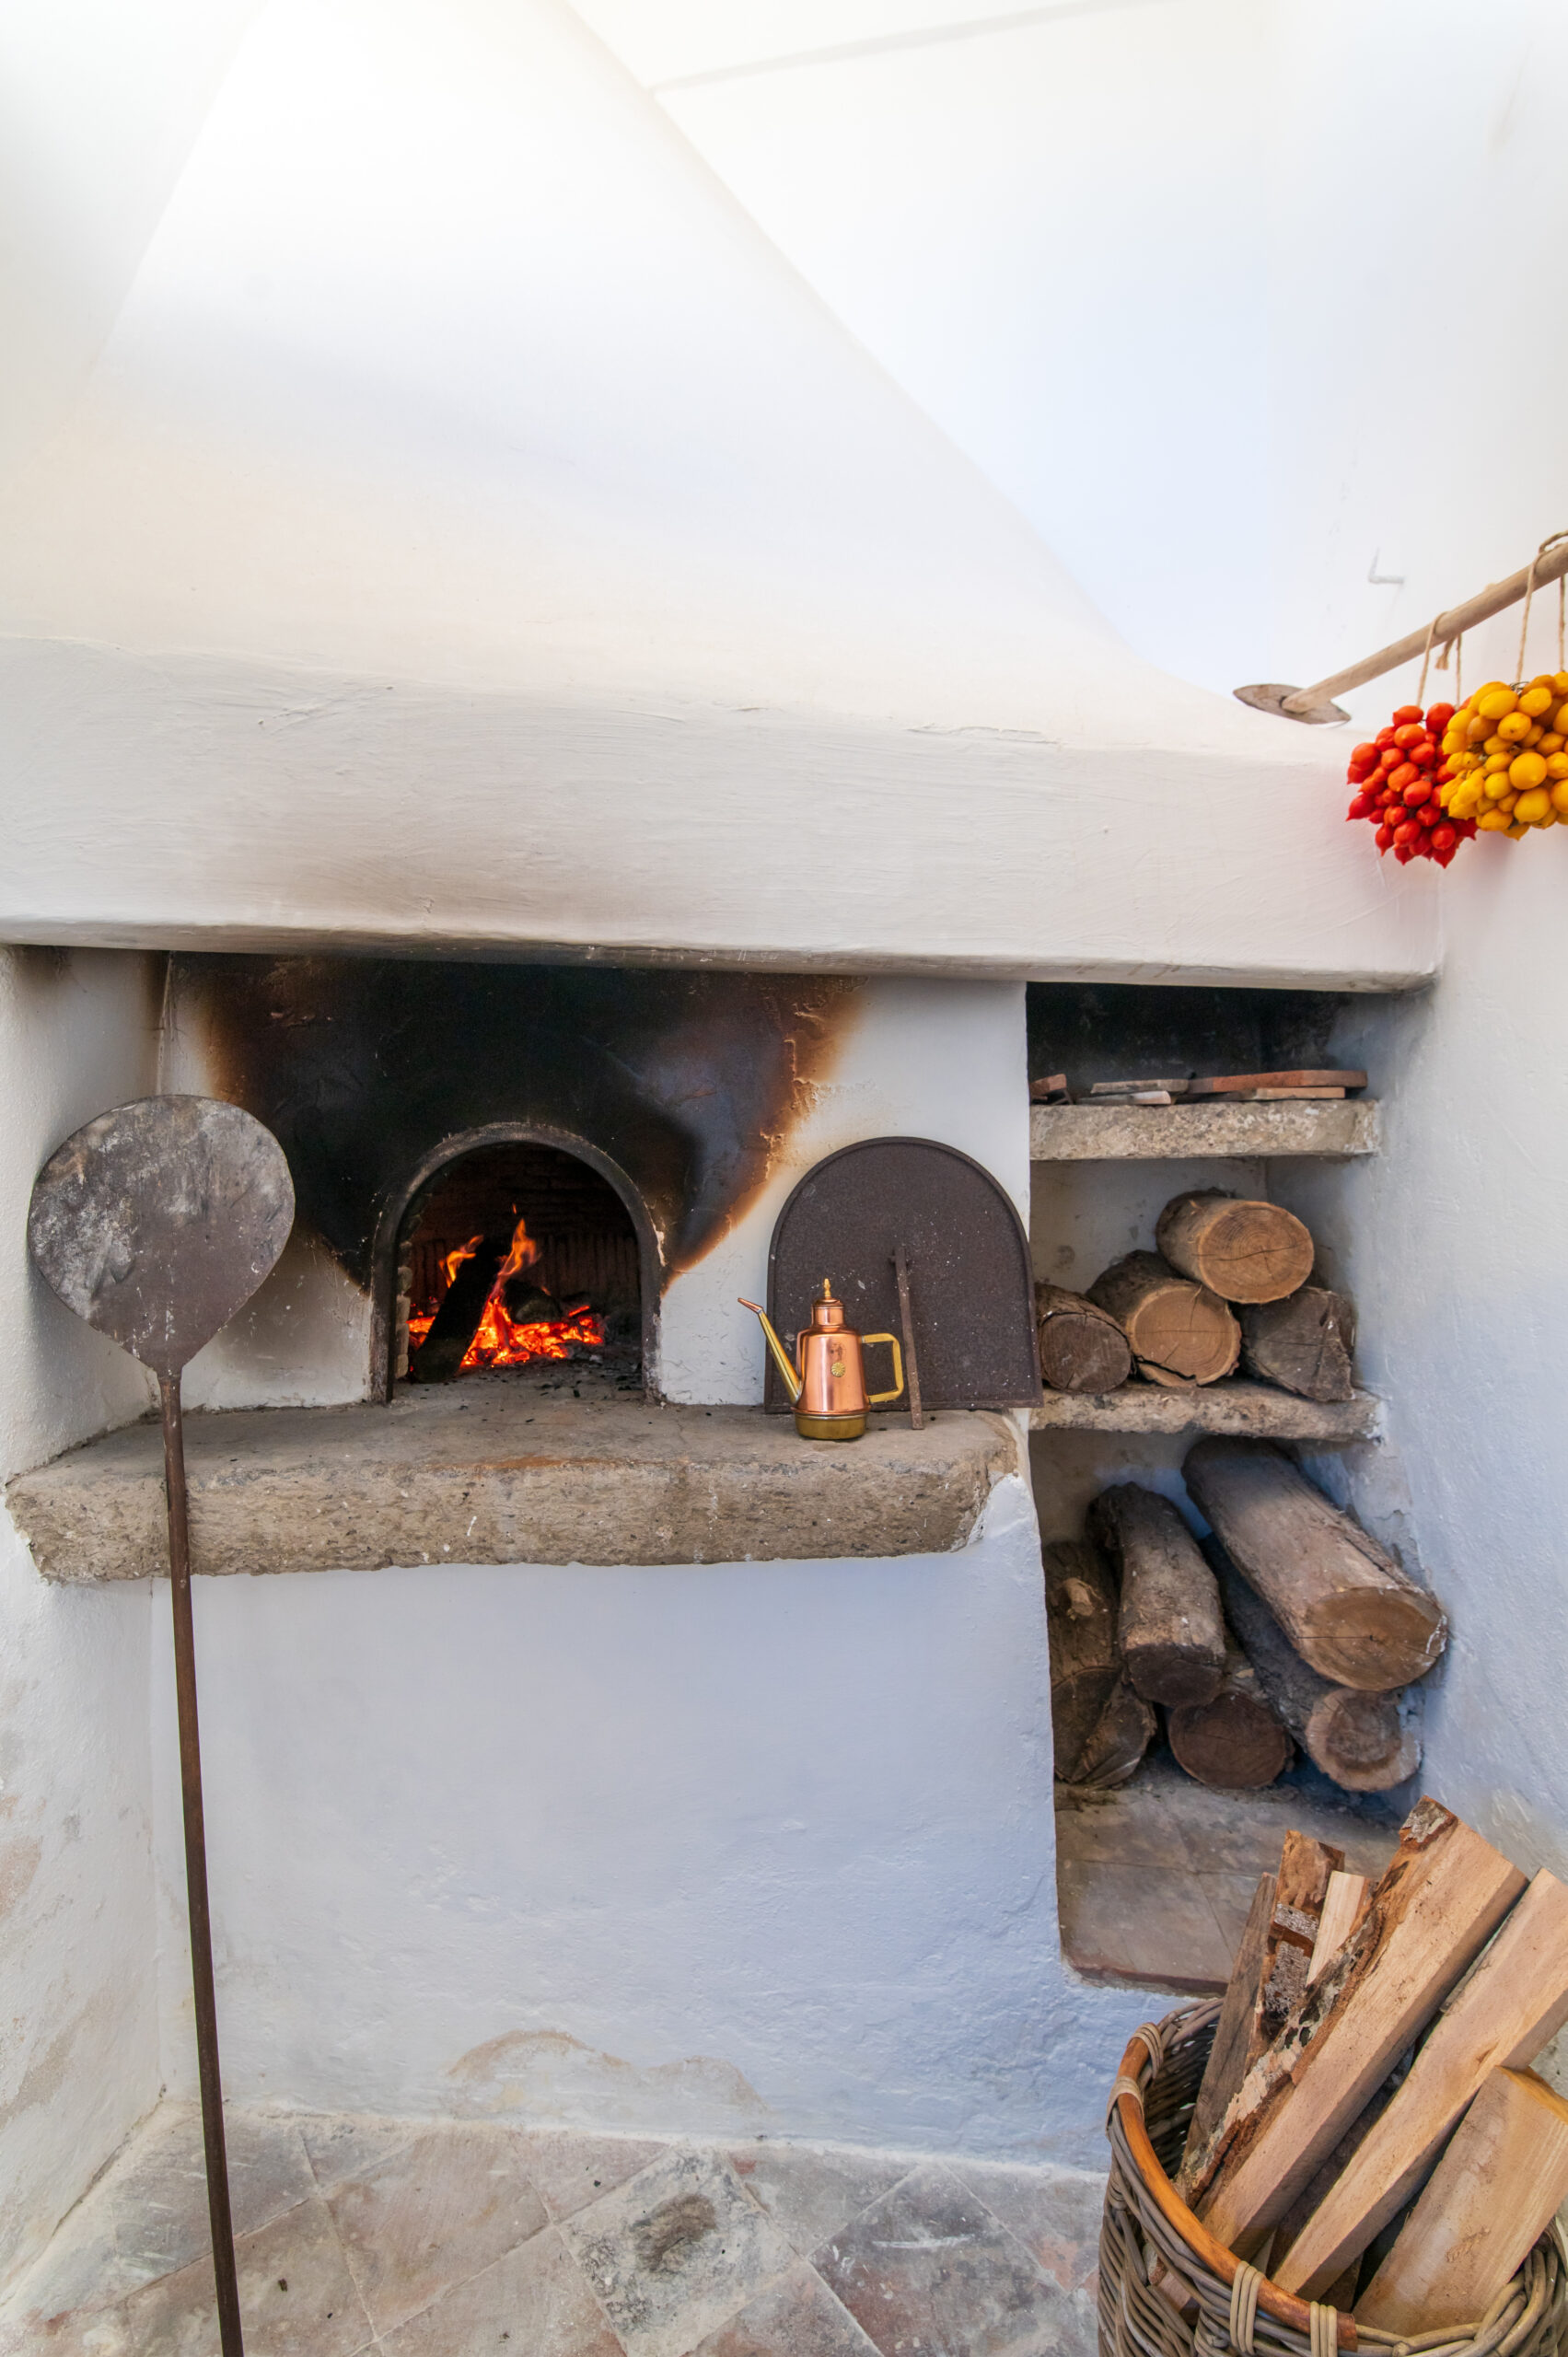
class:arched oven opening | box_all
[389,1137,650,1396]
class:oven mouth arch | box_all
[368,1121,664,1402]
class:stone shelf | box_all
[6,1387,1018,1584]
[1029,1378,1380,1443]
[1030,1098,1379,1161]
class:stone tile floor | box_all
[0,2107,1105,2357]
[1056,1755,1401,1992]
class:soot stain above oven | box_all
[174,958,855,1287]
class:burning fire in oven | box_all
[408,1216,607,1374]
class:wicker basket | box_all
[1099,2002,1568,2357]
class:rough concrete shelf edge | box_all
[1029,1099,1381,1161]
[1029,1380,1383,1443]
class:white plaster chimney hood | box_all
[0,0,1435,988]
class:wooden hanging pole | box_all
[1236,533,1568,724]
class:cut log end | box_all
[1087,1252,1239,1387]
[1305,1690,1420,1792]
[1156,1192,1316,1306]
[1240,1287,1356,1403]
[1302,1587,1449,1693]
[1072,1678,1156,1788]
[1169,1686,1293,1789]
[1035,1283,1133,1395]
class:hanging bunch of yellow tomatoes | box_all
[1434,672,1568,837]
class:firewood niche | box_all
[1029,982,1433,1988]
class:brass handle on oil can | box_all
[859,1332,904,1405]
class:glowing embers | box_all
[396,1140,642,1388]
[407,1217,607,1376]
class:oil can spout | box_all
[738,1297,802,1401]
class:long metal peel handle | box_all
[861,1333,905,1405]
[160,1375,246,2357]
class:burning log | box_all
[408,1232,515,1382]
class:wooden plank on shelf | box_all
[1276,1866,1568,2296]
[1187,1071,1367,1097]
[1029,1379,1381,1442]
[1030,1099,1380,1162]
[1190,1801,1527,2255]
[1355,2069,1568,2335]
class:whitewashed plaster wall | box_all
[662,978,1028,1403]
[0,951,163,2282]
[148,1484,1151,2162]
[148,978,1152,2160]
[0,0,1434,988]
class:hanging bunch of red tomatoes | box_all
[1343,702,1474,865]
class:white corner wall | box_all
[0,950,163,2282]
[625,0,1568,1877]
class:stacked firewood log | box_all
[1036,1189,1355,1398]
[1047,1442,1442,1794]
[1167,1805,1568,2331]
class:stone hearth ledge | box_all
[6,1392,1021,1583]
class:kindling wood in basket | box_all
[1099,2004,1567,2357]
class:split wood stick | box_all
[1035,1283,1132,1395]
[1307,1875,1370,1985]
[1185,1873,1278,2171]
[1239,1287,1356,1405]
[1355,2069,1568,2334]
[1276,539,1568,718]
[1087,1484,1225,1706]
[1074,1678,1156,1790]
[1181,1836,1343,2196]
[1249,1832,1345,2070]
[1156,1192,1315,1306]
[1207,1542,1420,1794]
[1191,1801,1527,2256]
[1167,1646,1291,1789]
[1184,1440,1447,1691]
[1086,1252,1239,1387]
[1277,1866,1568,2296]
[1148,2254,1202,2327]
[1044,1540,1121,1781]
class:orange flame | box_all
[408,1215,606,1371]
